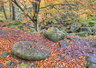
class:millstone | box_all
[12,41,50,61]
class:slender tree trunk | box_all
[9,6,12,19]
[2,6,7,19]
[32,0,41,31]
[33,16,38,31]
[12,4,15,20]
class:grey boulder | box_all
[90,39,96,48]
[0,63,2,68]
[12,41,50,61]
[86,55,96,68]
[59,41,69,48]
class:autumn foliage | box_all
[0,0,96,68]
[0,21,96,68]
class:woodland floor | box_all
[0,21,96,68]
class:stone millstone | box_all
[12,41,50,61]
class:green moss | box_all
[0,19,4,22]
[4,20,22,26]
[3,20,23,30]
[12,21,22,25]
[18,64,29,68]
[88,21,96,27]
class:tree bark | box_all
[2,6,7,19]
[12,4,15,20]
[32,0,41,31]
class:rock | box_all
[90,26,96,32]
[86,55,96,68]
[70,24,81,32]
[80,26,96,35]
[12,41,50,61]
[72,38,91,46]
[44,27,65,42]
[0,63,3,68]
[59,41,69,48]
[75,32,88,37]
[80,27,91,32]
[90,39,96,48]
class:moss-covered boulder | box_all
[12,41,50,61]
[44,27,65,42]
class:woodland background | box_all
[0,0,96,34]
[0,0,96,68]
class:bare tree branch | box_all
[40,3,76,9]
[11,0,34,22]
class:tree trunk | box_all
[11,0,41,31]
[33,16,38,31]
[12,4,15,20]
[32,0,41,31]
[9,6,12,19]
[2,6,7,19]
